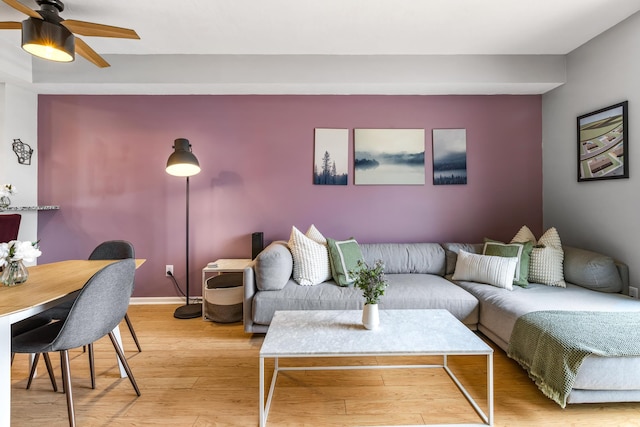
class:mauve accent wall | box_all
[37,95,542,297]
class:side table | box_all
[202,259,251,322]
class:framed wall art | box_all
[577,101,628,182]
[432,128,467,185]
[354,128,425,185]
[314,128,348,185]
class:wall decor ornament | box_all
[577,101,628,182]
[432,129,467,185]
[314,128,348,185]
[354,128,425,185]
[12,139,34,165]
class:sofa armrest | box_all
[615,261,630,296]
[243,262,257,333]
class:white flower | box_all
[1,240,41,265]
[13,241,42,262]
[0,242,9,268]
[0,184,17,197]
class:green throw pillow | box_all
[483,240,533,287]
[327,238,364,287]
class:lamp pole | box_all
[166,138,202,319]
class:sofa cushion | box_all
[452,250,518,290]
[288,226,332,286]
[442,242,484,275]
[327,238,364,287]
[360,243,446,275]
[255,241,293,291]
[563,246,623,293]
[454,280,640,351]
[252,273,479,327]
[483,240,533,287]
[512,226,566,288]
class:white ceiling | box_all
[1,0,640,94]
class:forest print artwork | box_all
[314,128,349,185]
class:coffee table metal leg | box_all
[259,356,264,427]
[443,354,493,425]
[260,354,492,426]
[488,353,494,426]
[261,357,280,427]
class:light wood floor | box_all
[10,305,640,426]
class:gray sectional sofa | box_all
[243,242,479,333]
[242,240,640,405]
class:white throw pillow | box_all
[452,250,518,290]
[288,226,332,286]
[305,224,327,245]
[511,225,566,287]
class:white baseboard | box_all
[130,296,203,305]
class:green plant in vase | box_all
[350,259,388,329]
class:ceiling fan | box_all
[0,0,139,68]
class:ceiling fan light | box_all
[22,18,74,63]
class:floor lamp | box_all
[166,138,202,319]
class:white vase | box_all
[362,303,379,330]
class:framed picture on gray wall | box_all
[577,101,628,182]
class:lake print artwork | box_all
[432,129,467,185]
[354,129,425,185]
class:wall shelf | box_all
[0,205,60,212]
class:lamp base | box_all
[173,303,202,319]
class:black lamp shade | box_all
[166,138,201,177]
[21,18,75,63]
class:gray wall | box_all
[542,12,640,292]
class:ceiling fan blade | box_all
[2,0,42,19]
[75,37,110,68]
[62,20,139,39]
[0,21,21,29]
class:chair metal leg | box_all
[42,353,58,392]
[26,353,40,390]
[60,350,76,427]
[108,332,141,396]
[124,313,142,352]
[25,353,58,392]
[88,343,96,389]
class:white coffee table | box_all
[259,309,493,426]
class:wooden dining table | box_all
[0,259,145,427]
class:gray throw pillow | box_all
[255,241,293,291]
[563,245,622,293]
[442,243,483,275]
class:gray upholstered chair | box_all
[11,315,58,391]
[12,259,141,427]
[52,240,141,351]
[88,240,142,352]
[16,240,140,390]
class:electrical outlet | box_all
[165,265,174,276]
[630,286,638,299]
